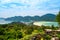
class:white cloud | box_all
[0,0,60,10]
[0,0,60,17]
[0,0,12,4]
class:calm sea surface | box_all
[33,21,59,27]
[0,20,59,27]
[0,20,12,24]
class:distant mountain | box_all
[23,16,32,22]
[0,18,5,20]
[32,16,41,21]
[40,14,56,21]
[5,16,23,22]
[5,14,56,22]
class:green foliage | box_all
[44,35,51,40]
[56,11,60,26]
[0,22,60,40]
[0,27,5,35]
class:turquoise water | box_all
[0,20,12,24]
[0,20,59,27]
[33,21,59,27]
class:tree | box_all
[56,11,60,27]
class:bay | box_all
[33,21,59,27]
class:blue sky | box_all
[0,0,60,18]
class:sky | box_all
[0,0,60,18]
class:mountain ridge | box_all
[0,14,56,22]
